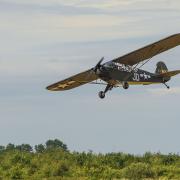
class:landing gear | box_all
[164,82,170,89]
[98,84,113,99]
[122,82,129,89]
[98,91,105,99]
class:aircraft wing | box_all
[46,69,98,91]
[113,33,180,66]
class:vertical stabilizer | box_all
[155,61,168,74]
[155,61,170,82]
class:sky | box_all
[0,0,180,154]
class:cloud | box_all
[0,0,179,49]
[1,0,180,14]
[56,0,180,11]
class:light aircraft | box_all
[47,34,180,99]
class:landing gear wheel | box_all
[123,82,129,89]
[98,91,105,99]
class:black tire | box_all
[123,82,129,89]
[98,91,105,99]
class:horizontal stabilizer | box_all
[157,70,180,78]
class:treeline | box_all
[0,139,68,153]
[0,139,180,179]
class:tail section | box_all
[155,61,170,82]
[155,61,180,82]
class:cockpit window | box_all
[104,62,116,68]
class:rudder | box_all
[155,61,168,74]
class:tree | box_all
[45,139,68,151]
[6,143,15,151]
[16,144,33,152]
[0,145,5,152]
[35,144,45,153]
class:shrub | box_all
[122,162,155,180]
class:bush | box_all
[122,162,155,179]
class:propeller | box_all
[93,57,104,74]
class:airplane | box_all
[47,33,180,99]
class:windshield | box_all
[104,62,116,68]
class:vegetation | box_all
[0,139,180,179]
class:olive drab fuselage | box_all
[99,62,165,85]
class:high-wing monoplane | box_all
[47,34,180,99]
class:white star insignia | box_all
[68,81,76,85]
[58,81,76,89]
[58,84,69,88]
[143,73,148,80]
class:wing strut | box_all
[123,47,164,82]
[123,57,152,82]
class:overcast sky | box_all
[0,0,180,154]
